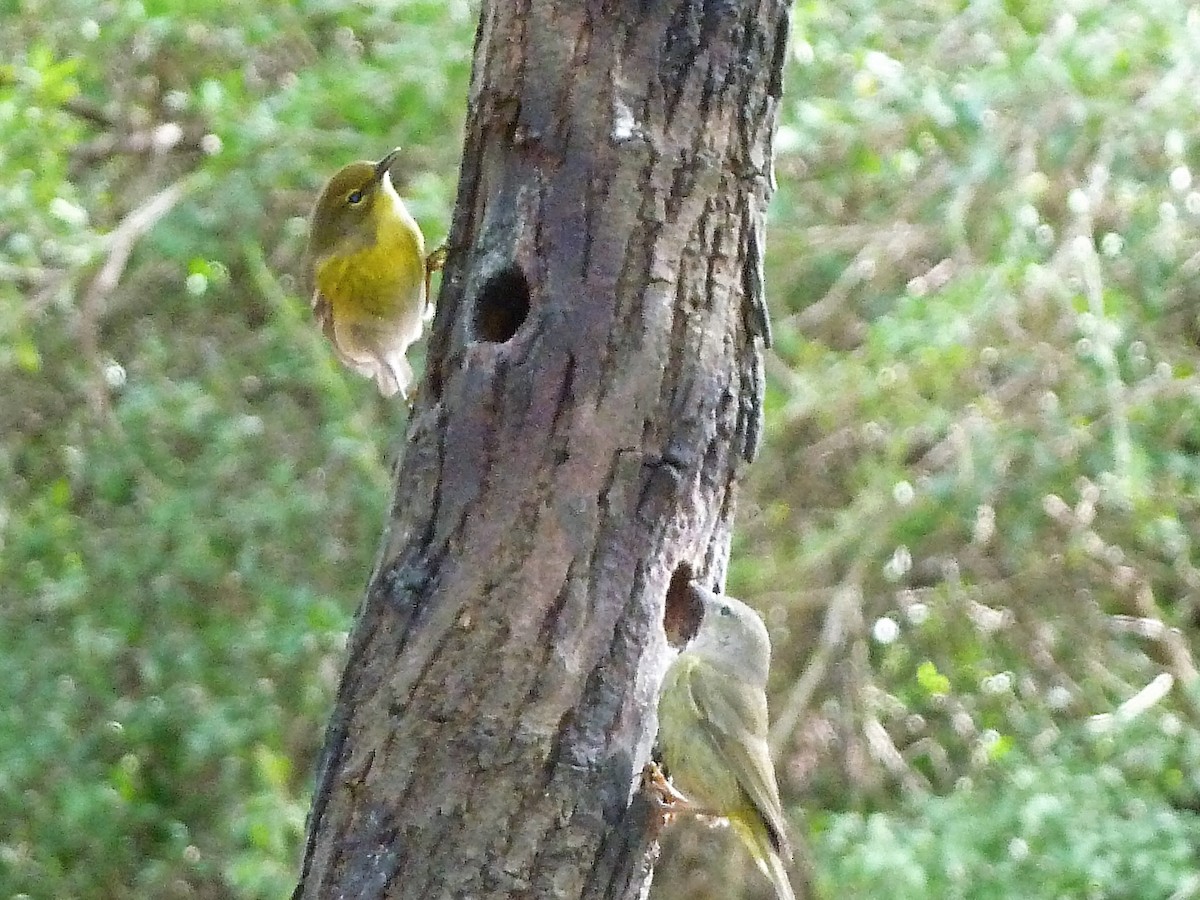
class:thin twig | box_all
[770,573,864,749]
[1087,672,1174,734]
[77,172,203,414]
[62,96,117,130]
[863,717,930,793]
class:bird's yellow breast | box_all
[315,195,425,318]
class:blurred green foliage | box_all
[816,727,1200,900]
[1,1,470,896]
[2,0,1200,897]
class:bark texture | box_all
[294,1,789,897]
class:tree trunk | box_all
[293,1,789,897]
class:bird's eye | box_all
[719,605,732,617]
[347,189,364,205]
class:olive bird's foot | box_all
[425,243,449,275]
[641,761,729,829]
[641,761,691,812]
[642,761,684,829]
[423,243,449,320]
[697,813,729,830]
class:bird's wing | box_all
[311,290,353,368]
[312,290,364,370]
[688,663,792,860]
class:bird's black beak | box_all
[374,148,402,183]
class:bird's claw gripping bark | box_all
[641,761,692,812]
[641,760,729,831]
[423,242,449,317]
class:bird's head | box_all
[307,148,402,261]
[690,586,773,684]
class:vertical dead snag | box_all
[294,2,789,898]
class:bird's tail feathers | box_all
[759,847,796,900]
[735,819,796,900]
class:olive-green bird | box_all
[306,148,436,399]
[657,585,795,900]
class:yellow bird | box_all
[305,148,439,398]
[656,585,795,900]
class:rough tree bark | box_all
[293,1,789,897]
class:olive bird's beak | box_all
[374,148,402,183]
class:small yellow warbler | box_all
[656,585,795,900]
[306,148,440,398]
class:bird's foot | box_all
[642,760,715,823]
[642,761,689,808]
[423,243,449,318]
[425,243,449,275]
[696,813,729,830]
[641,761,731,831]
[642,760,687,829]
